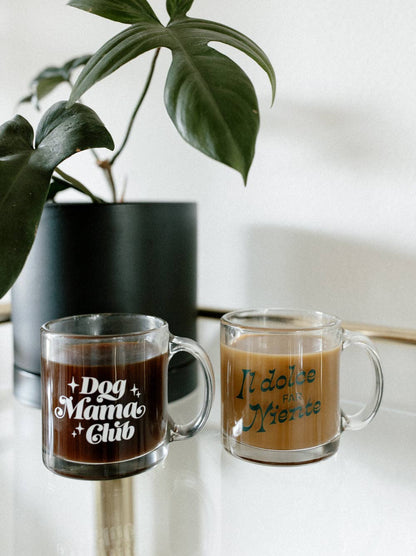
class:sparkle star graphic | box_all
[75,423,84,435]
[72,431,77,438]
[68,377,79,392]
[130,384,140,397]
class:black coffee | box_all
[42,345,168,465]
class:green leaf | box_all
[17,94,34,106]
[0,101,114,297]
[35,101,114,153]
[165,47,259,182]
[0,115,34,156]
[36,72,67,100]
[68,0,160,24]
[47,175,105,202]
[47,176,77,200]
[68,5,276,181]
[27,67,68,108]
[62,54,93,77]
[166,0,193,19]
[68,23,169,102]
[19,55,92,109]
[170,18,276,103]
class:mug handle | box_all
[168,334,215,441]
[341,329,384,431]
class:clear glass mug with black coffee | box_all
[41,313,215,480]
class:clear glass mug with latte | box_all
[220,309,383,465]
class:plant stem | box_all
[66,49,161,201]
[97,160,118,202]
[55,167,104,203]
[69,79,116,200]
[110,47,161,166]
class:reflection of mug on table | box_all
[220,309,383,464]
[42,313,214,480]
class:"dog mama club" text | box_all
[54,376,146,445]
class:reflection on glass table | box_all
[0,318,416,555]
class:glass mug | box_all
[220,309,383,465]
[41,313,214,480]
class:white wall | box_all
[2,1,416,328]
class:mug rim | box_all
[41,313,168,339]
[220,308,341,333]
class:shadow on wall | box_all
[245,226,416,328]
[264,97,402,172]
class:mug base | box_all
[222,434,340,465]
[42,442,168,480]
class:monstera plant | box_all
[0,0,275,298]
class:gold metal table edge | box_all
[198,307,416,346]
[1,303,415,345]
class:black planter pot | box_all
[12,202,198,407]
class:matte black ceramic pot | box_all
[12,202,198,407]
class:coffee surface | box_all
[221,335,341,450]
[42,344,168,464]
